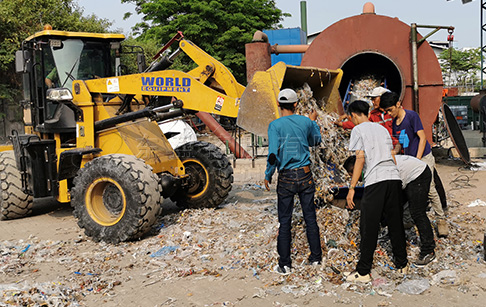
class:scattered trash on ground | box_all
[2,180,485,305]
[396,278,430,295]
[468,199,486,207]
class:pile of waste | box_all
[147,196,486,299]
[295,83,350,203]
[348,76,382,102]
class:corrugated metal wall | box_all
[263,28,306,66]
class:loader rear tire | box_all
[0,151,33,220]
[171,141,233,208]
[71,154,162,243]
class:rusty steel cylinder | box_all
[301,10,443,143]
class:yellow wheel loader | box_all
[2,29,342,243]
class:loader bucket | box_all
[237,61,343,137]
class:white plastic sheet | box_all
[158,119,197,149]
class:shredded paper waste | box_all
[294,78,382,202]
[295,83,350,203]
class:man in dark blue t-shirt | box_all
[380,92,448,237]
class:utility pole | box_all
[481,0,486,89]
[300,1,308,44]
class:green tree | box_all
[122,0,288,83]
[439,47,481,90]
[0,0,111,100]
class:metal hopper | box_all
[237,61,343,137]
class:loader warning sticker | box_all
[140,77,191,93]
[107,78,120,92]
[214,96,224,111]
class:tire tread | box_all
[71,154,162,243]
[0,151,33,220]
[171,141,233,209]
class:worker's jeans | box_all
[277,167,322,268]
[404,167,436,257]
[357,180,408,275]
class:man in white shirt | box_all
[344,100,408,283]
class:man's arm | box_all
[416,129,427,159]
[341,120,355,130]
[390,120,401,154]
[308,110,322,146]
[264,124,279,190]
[45,68,57,88]
[45,78,54,88]
[346,150,365,209]
[334,114,355,129]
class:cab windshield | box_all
[47,38,115,90]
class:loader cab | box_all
[16,30,125,135]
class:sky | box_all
[80,0,481,49]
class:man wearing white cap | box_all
[264,88,323,275]
[335,87,399,142]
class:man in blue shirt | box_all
[264,88,322,275]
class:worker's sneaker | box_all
[415,252,437,267]
[306,260,321,266]
[397,264,409,275]
[437,220,449,237]
[344,271,372,283]
[274,265,291,275]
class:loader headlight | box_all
[46,88,73,101]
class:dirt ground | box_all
[1,153,486,306]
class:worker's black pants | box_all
[405,167,436,257]
[277,167,322,268]
[357,180,408,275]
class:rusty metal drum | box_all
[302,12,443,142]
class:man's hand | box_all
[264,179,271,191]
[309,109,318,121]
[346,189,356,209]
[334,120,343,127]
[333,114,347,127]
[392,144,402,155]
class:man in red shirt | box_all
[367,87,399,150]
[335,87,399,149]
[335,113,356,129]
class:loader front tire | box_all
[0,151,33,220]
[71,154,162,243]
[172,141,233,208]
